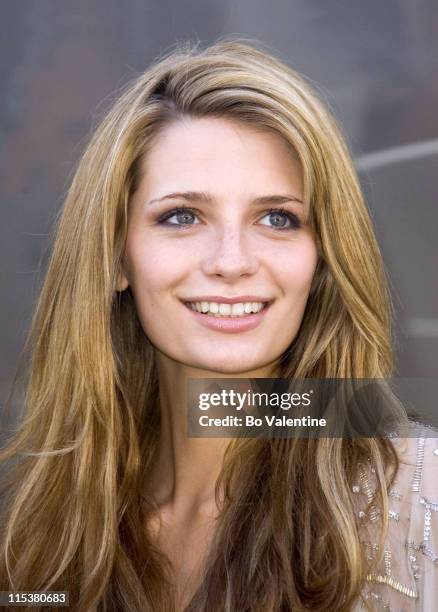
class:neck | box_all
[146,351,278,516]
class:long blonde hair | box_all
[1,38,399,611]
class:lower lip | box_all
[183,303,272,333]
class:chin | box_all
[191,355,265,376]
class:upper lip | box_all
[182,295,273,304]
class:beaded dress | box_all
[354,429,438,611]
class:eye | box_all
[156,205,302,230]
[157,206,200,226]
[259,208,302,230]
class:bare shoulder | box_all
[392,424,438,466]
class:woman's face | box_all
[119,117,318,374]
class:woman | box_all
[1,39,437,611]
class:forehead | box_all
[137,117,303,197]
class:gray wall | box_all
[1,0,437,413]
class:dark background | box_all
[1,1,437,414]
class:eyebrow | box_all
[146,191,303,207]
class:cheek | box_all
[125,236,178,295]
[271,237,318,296]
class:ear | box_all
[115,264,129,292]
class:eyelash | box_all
[156,206,302,231]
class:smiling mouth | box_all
[183,300,272,318]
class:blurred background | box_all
[1,0,437,416]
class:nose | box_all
[201,226,259,280]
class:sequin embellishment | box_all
[411,436,425,493]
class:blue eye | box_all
[157,207,200,226]
[156,206,302,230]
[259,208,301,230]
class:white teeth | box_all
[186,300,269,317]
[231,303,244,316]
[219,303,232,316]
